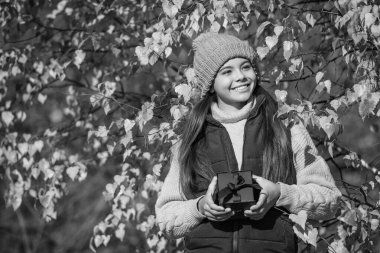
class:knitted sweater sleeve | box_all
[276,122,342,220]
[155,143,205,239]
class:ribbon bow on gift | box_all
[218,174,261,205]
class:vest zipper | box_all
[221,129,239,253]
[240,120,249,171]
[233,221,239,253]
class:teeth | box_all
[232,84,248,91]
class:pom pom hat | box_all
[192,32,259,98]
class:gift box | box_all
[216,170,261,212]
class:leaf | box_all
[162,0,178,18]
[277,103,294,117]
[319,116,335,139]
[306,227,318,247]
[274,89,287,102]
[275,71,284,85]
[115,223,126,241]
[184,68,196,84]
[95,125,109,138]
[73,50,86,69]
[175,83,192,104]
[298,21,306,33]
[120,131,133,147]
[102,99,111,115]
[306,13,316,27]
[137,102,154,131]
[274,25,284,36]
[339,209,357,226]
[289,58,302,73]
[170,104,188,121]
[38,189,53,208]
[210,21,221,33]
[283,41,293,62]
[289,210,308,229]
[18,143,29,155]
[256,47,270,60]
[371,24,380,37]
[315,72,324,84]
[111,47,121,57]
[316,80,331,94]
[37,93,47,104]
[34,140,44,152]
[152,164,162,176]
[124,119,135,133]
[94,235,103,247]
[227,0,236,8]
[359,97,377,118]
[1,111,14,126]
[329,239,349,253]
[135,46,149,65]
[104,81,116,96]
[164,46,172,57]
[364,13,376,28]
[18,54,27,64]
[90,93,103,107]
[265,35,278,49]
[66,166,79,181]
[256,21,271,38]
[327,141,334,158]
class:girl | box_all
[155,32,341,253]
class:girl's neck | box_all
[211,97,255,123]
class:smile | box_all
[231,84,250,91]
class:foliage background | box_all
[1,0,380,252]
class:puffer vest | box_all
[184,95,297,253]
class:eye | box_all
[220,69,232,75]
[242,64,252,70]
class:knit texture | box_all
[155,102,341,239]
[193,33,258,98]
[211,97,255,123]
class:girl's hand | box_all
[198,176,234,221]
[244,175,281,220]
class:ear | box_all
[209,86,215,94]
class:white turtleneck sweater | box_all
[155,98,341,239]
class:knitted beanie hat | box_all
[192,32,259,98]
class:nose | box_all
[234,69,245,81]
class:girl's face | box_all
[213,57,257,112]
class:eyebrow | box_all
[219,60,251,72]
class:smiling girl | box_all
[155,33,341,253]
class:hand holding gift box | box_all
[215,170,261,212]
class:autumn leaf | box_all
[265,35,278,49]
[256,46,270,60]
[306,13,316,27]
[95,126,109,138]
[274,89,287,103]
[329,239,349,253]
[38,93,47,104]
[290,210,308,229]
[137,102,154,131]
[1,111,14,126]
[274,25,284,36]
[66,166,79,181]
[318,116,336,139]
[73,50,86,69]
[283,41,293,61]
[315,72,324,84]
[124,119,135,133]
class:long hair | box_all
[178,82,295,200]
[178,93,215,198]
